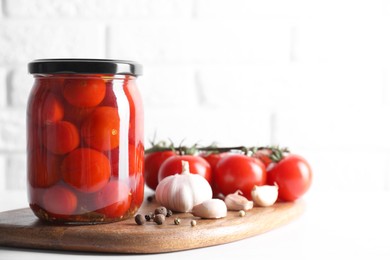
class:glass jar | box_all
[27,59,144,224]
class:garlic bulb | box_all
[192,199,227,219]
[155,160,212,213]
[251,184,279,207]
[224,190,253,211]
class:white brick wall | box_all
[109,20,291,64]
[1,0,390,194]
[0,21,106,65]
[0,108,26,151]
[0,68,7,107]
[5,0,194,19]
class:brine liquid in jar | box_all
[27,59,144,224]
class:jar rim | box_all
[28,59,142,76]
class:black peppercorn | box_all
[135,214,145,225]
[154,214,165,225]
[145,213,155,222]
[147,195,154,202]
[166,209,173,217]
[155,206,168,216]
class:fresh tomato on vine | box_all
[253,149,273,168]
[145,150,176,190]
[214,154,266,200]
[200,152,230,197]
[267,154,312,202]
[200,152,230,171]
[158,155,212,184]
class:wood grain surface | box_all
[0,200,304,254]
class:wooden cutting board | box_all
[0,200,304,254]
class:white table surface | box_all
[1,189,389,260]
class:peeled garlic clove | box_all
[192,199,227,219]
[251,184,278,207]
[224,190,253,211]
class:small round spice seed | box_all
[190,220,197,227]
[145,213,155,222]
[155,206,168,216]
[174,218,181,225]
[239,210,246,217]
[154,214,166,225]
[135,214,145,225]
[166,209,173,217]
[147,195,154,202]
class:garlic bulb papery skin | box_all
[192,199,227,219]
[224,190,253,211]
[251,184,279,207]
[155,160,212,213]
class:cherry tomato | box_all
[253,149,273,168]
[28,148,61,188]
[124,78,143,146]
[267,154,312,202]
[37,76,65,95]
[64,104,94,127]
[94,180,132,218]
[61,148,111,193]
[128,143,144,209]
[100,81,118,108]
[105,147,119,177]
[129,142,144,175]
[40,93,64,123]
[130,173,144,210]
[81,106,120,151]
[43,121,80,155]
[200,152,230,171]
[62,77,106,107]
[200,152,230,197]
[214,154,266,200]
[158,155,212,184]
[42,185,77,216]
[145,151,176,190]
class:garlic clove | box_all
[224,190,254,211]
[192,199,227,219]
[251,184,279,207]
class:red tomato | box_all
[200,152,230,197]
[253,149,273,168]
[43,121,80,155]
[64,104,94,127]
[43,185,77,216]
[200,152,230,171]
[105,147,119,177]
[267,154,312,202]
[61,148,111,193]
[62,77,106,107]
[28,148,61,188]
[40,93,64,123]
[95,180,132,218]
[128,173,144,211]
[81,106,120,151]
[158,155,212,184]
[100,81,118,108]
[145,151,176,190]
[129,143,144,176]
[214,154,266,199]
[124,78,143,146]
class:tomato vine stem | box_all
[145,143,289,162]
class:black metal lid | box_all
[28,59,142,76]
